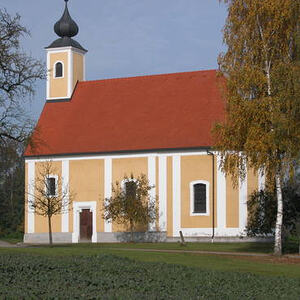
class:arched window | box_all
[54,62,63,78]
[190,180,209,215]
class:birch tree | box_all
[214,0,300,255]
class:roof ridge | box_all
[79,69,217,86]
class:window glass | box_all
[55,62,63,78]
[125,181,137,199]
[47,177,56,196]
[193,183,206,213]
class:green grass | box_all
[98,241,274,253]
[0,243,299,278]
[0,253,299,299]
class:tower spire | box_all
[54,0,79,38]
[46,0,87,52]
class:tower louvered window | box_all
[55,62,63,78]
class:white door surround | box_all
[72,201,97,243]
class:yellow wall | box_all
[73,52,84,88]
[69,160,104,233]
[49,52,68,98]
[111,157,148,232]
[181,155,216,228]
[166,157,173,237]
[226,175,239,228]
[34,161,62,233]
[247,168,258,199]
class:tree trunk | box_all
[274,173,283,256]
[48,215,53,246]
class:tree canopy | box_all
[214,0,300,255]
[0,8,44,145]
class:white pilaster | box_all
[172,155,181,237]
[61,160,69,233]
[104,158,112,232]
[148,156,156,231]
[27,162,35,234]
[158,156,167,231]
[83,54,86,81]
[46,51,50,99]
[68,49,73,98]
[239,168,248,232]
[216,155,226,232]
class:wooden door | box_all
[80,209,92,241]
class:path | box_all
[107,247,300,259]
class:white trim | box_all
[61,160,69,233]
[239,170,248,232]
[53,61,64,79]
[172,155,181,237]
[120,177,138,191]
[68,49,73,98]
[46,96,71,101]
[189,180,210,216]
[158,156,167,231]
[258,169,265,191]
[216,155,226,230]
[46,46,87,55]
[25,150,213,163]
[46,51,50,99]
[72,201,97,243]
[104,158,112,233]
[27,162,35,234]
[148,156,156,231]
[83,53,86,81]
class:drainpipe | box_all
[207,150,215,243]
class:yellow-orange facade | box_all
[24,153,263,243]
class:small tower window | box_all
[54,62,63,78]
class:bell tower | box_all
[46,0,87,101]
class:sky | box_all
[0,0,228,120]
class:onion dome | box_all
[54,0,79,38]
[46,0,87,52]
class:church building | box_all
[24,1,264,243]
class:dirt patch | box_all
[228,254,300,265]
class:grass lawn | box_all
[98,241,275,253]
[0,243,299,278]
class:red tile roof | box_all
[25,69,225,157]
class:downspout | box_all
[207,150,215,243]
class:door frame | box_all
[72,201,97,243]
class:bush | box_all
[246,184,300,239]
